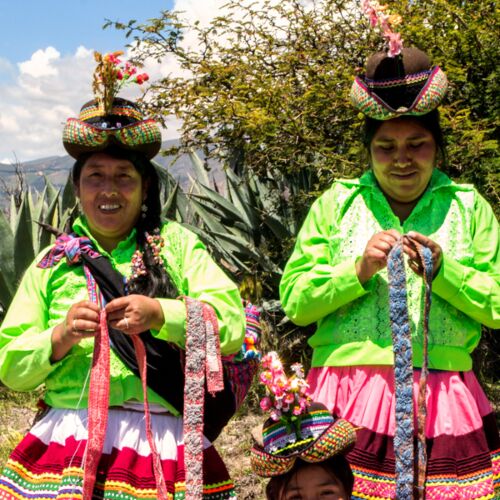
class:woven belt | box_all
[387,236,433,500]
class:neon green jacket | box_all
[280,170,499,371]
[0,217,245,414]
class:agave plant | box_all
[0,175,78,318]
[181,150,315,366]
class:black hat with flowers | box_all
[63,51,162,159]
[250,352,356,477]
[350,2,448,120]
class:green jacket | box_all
[280,170,499,371]
[0,217,245,414]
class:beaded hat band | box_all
[350,65,448,120]
[63,117,162,159]
[250,411,356,477]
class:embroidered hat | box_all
[63,51,162,159]
[250,352,356,477]
[350,47,448,120]
[250,402,357,477]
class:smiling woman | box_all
[0,55,244,499]
[74,153,148,252]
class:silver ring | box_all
[73,318,78,331]
[123,317,129,330]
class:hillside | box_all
[0,139,221,208]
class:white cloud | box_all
[0,46,180,162]
[0,1,228,163]
[18,47,61,78]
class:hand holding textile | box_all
[51,300,101,362]
[105,294,165,335]
[356,229,401,284]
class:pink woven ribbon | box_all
[82,309,110,498]
[83,298,223,500]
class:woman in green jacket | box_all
[0,56,244,499]
[280,47,499,499]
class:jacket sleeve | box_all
[152,223,246,355]
[0,260,60,391]
[433,192,500,328]
[279,191,367,326]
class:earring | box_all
[141,203,148,218]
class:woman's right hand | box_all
[50,300,101,362]
[355,230,401,284]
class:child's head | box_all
[250,354,357,497]
[266,455,354,500]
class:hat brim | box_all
[250,418,356,477]
[62,118,162,160]
[350,66,448,120]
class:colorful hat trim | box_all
[350,65,448,120]
[251,417,356,477]
[63,117,162,159]
[79,100,144,123]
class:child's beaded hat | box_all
[250,352,356,477]
[63,51,162,159]
[251,402,357,477]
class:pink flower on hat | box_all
[361,0,404,57]
[259,351,312,422]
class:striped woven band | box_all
[350,66,448,120]
[63,118,162,150]
[79,101,143,122]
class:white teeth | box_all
[99,204,120,210]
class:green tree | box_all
[109,0,499,390]
[109,0,498,210]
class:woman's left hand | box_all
[105,295,165,335]
[403,231,442,279]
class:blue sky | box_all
[1,0,174,66]
[0,0,216,163]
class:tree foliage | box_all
[110,0,498,211]
[108,0,499,385]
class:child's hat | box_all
[251,402,356,477]
[250,352,356,477]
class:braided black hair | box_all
[72,148,178,299]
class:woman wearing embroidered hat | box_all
[279,4,499,499]
[0,51,244,499]
[250,352,357,499]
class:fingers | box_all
[404,231,443,277]
[105,296,130,312]
[64,301,101,342]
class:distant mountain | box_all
[0,139,222,204]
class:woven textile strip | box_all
[82,308,110,498]
[183,297,224,500]
[131,334,169,498]
[387,237,432,499]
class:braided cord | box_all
[387,237,433,499]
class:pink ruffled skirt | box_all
[308,366,500,499]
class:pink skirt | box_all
[0,407,235,499]
[308,366,500,499]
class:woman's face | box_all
[370,118,437,203]
[281,463,348,500]
[75,153,147,251]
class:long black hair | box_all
[362,110,447,168]
[72,148,178,299]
